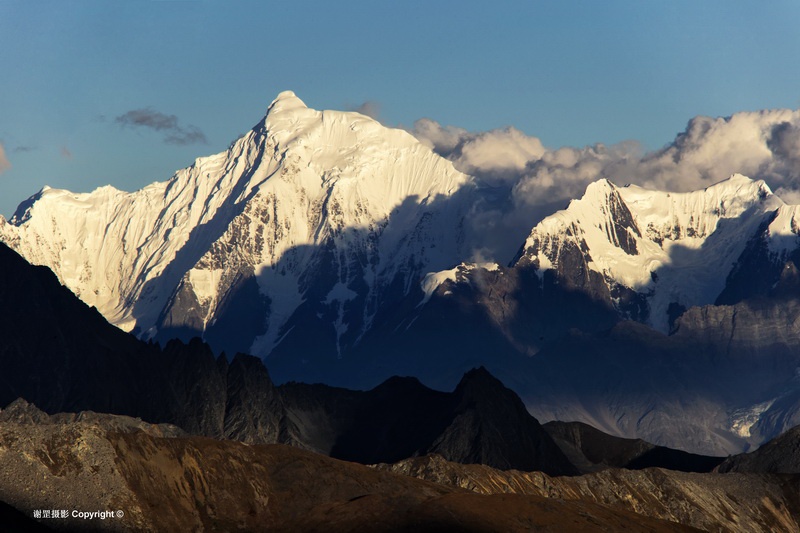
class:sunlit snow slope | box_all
[511,174,800,332]
[0,92,475,358]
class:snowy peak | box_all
[0,91,476,361]
[267,90,308,113]
[254,90,468,199]
[571,178,641,255]
[515,174,788,331]
[514,178,641,274]
[172,93,475,355]
[768,204,800,255]
[580,177,619,201]
[619,174,777,244]
[519,174,779,269]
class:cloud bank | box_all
[413,108,800,261]
[115,108,207,145]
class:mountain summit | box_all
[0,91,476,363]
[513,174,790,331]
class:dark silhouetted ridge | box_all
[0,242,579,474]
[544,421,724,473]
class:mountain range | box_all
[0,402,720,533]
[3,92,800,455]
[0,239,576,475]
[2,399,798,532]
[2,202,800,531]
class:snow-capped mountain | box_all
[0,91,475,362]
[398,174,800,454]
[5,92,800,455]
[415,173,800,348]
[510,174,799,332]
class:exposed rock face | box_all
[3,225,800,470]
[0,399,185,532]
[377,454,800,533]
[426,368,576,474]
[365,258,800,454]
[6,139,800,457]
[668,277,800,445]
[0,412,697,533]
[0,398,185,437]
[3,233,800,531]
[279,175,800,457]
[5,405,800,532]
[4,86,800,464]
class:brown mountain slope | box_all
[0,407,697,532]
[377,454,800,533]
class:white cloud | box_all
[412,107,800,261]
[413,120,546,187]
[628,109,800,193]
[413,118,468,154]
[513,143,641,208]
[775,187,800,205]
[460,127,545,175]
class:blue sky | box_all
[1,0,799,216]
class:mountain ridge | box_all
[4,93,800,455]
[0,91,476,360]
[0,238,578,474]
[0,408,709,532]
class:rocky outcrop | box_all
[426,368,577,474]
[378,454,800,533]
[0,241,287,444]
[5,405,799,532]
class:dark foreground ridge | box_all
[3,404,800,532]
[0,241,754,477]
[279,366,577,475]
[0,242,574,474]
[544,420,725,474]
[716,425,800,474]
[0,406,710,533]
